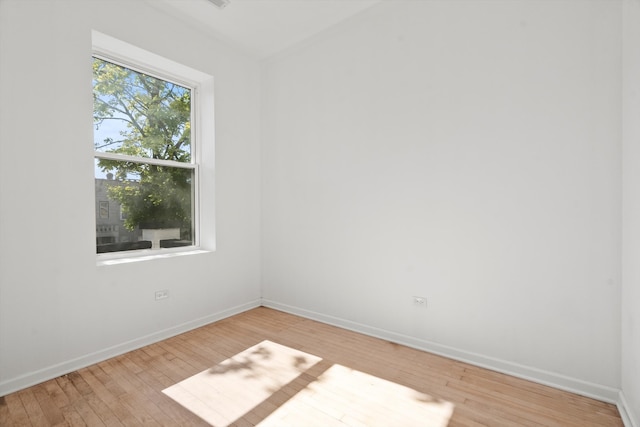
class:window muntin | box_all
[93,56,197,255]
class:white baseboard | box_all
[619,391,640,427]
[0,299,261,397]
[261,299,621,405]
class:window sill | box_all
[96,247,211,266]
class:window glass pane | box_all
[93,55,196,255]
[95,159,194,253]
[93,57,192,163]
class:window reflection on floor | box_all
[162,340,454,427]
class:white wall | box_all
[262,0,622,400]
[0,0,262,395]
[1,0,633,417]
[622,0,640,424]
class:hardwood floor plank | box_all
[99,359,166,425]
[457,371,616,424]
[90,364,128,399]
[18,389,48,427]
[68,396,107,427]
[0,396,11,427]
[2,394,32,427]
[31,384,66,425]
[78,365,135,426]
[58,403,88,427]
[42,379,71,410]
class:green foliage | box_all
[93,58,192,233]
[108,167,192,232]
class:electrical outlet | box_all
[413,296,427,307]
[155,290,169,300]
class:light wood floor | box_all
[0,307,623,426]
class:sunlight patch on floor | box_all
[259,363,454,426]
[162,340,321,426]
[162,340,454,427]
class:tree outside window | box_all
[93,57,196,253]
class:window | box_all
[92,31,215,258]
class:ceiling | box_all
[149,0,382,59]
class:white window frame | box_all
[93,31,215,265]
